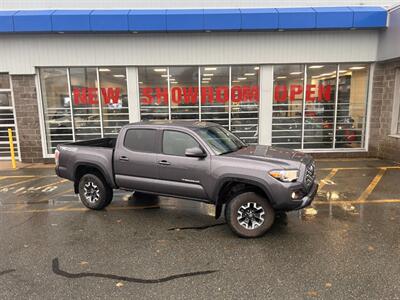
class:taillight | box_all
[55,149,60,166]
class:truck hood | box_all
[224,145,312,168]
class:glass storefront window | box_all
[139,67,169,121]
[99,67,129,137]
[40,68,73,154]
[304,65,337,149]
[272,64,369,150]
[231,66,259,144]
[200,66,229,128]
[169,67,199,120]
[272,65,304,149]
[138,65,260,145]
[39,63,370,156]
[40,67,129,154]
[335,64,369,148]
[70,67,101,140]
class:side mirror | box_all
[185,147,206,158]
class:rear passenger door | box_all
[114,128,159,190]
[157,130,210,200]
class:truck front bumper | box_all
[273,181,319,211]
[295,182,318,209]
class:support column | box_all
[258,65,273,145]
[126,67,140,123]
[11,74,44,163]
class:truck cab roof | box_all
[126,120,218,130]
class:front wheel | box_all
[78,173,113,210]
[225,191,275,238]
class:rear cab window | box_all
[124,129,157,153]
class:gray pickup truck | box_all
[55,121,318,238]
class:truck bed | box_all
[56,138,117,187]
[69,138,116,148]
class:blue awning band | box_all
[0,6,387,33]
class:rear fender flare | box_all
[73,162,116,192]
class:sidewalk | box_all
[0,161,55,171]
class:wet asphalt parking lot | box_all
[0,158,399,299]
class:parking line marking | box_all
[356,167,387,202]
[0,178,39,190]
[315,199,400,205]
[319,166,400,171]
[33,179,68,190]
[319,168,338,190]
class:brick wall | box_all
[11,75,44,163]
[369,59,400,162]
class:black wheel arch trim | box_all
[73,162,116,193]
[213,175,275,206]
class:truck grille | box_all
[305,161,315,188]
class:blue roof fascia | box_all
[277,7,316,30]
[90,10,130,31]
[13,10,54,32]
[0,10,17,32]
[166,9,204,31]
[350,6,387,28]
[240,8,278,30]
[314,7,353,29]
[204,9,241,31]
[129,10,167,31]
[52,10,91,32]
[0,7,388,33]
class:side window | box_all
[163,131,200,156]
[124,129,156,153]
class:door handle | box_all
[158,160,171,166]
[119,156,129,161]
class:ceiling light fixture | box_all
[309,65,324,69]
[276,76,287,79]
[244,73,255,76]
[203,73,214,76]
[113,75,125,78]
[237,77,247,80]
[154,68,167,72]
[204,67,217,71]
[349,66,366,70]
[254,66,260,70]
[99,68,111,72]
[290,72,302,75]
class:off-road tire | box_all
[78,173,113,210]
[226,191,275,238]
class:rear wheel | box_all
[78,173,113,210]
[225,191,275,238]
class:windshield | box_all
[195,126,247,155]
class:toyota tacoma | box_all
[55,121,318,238]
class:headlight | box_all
[269,170,299,182]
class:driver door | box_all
[157,129,210,200]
